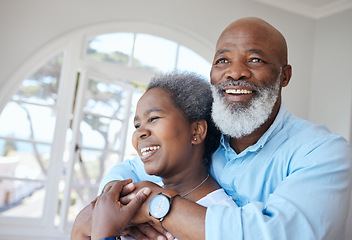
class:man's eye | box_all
[215,58,228,64]
[250,58,263,63]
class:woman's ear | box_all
[191,120,207,145]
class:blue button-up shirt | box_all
[100,104,352,240]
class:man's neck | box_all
[230,101,281,153]
[230,132,264,153]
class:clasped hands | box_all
[71,179,174,240]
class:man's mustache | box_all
[215,80,261,93]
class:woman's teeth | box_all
[140,146,160,156]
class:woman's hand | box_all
[91,179,151,240]
[119,181,175,240]
[120,181,164,224]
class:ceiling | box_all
[255,0,352,19]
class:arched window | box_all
[0,22,212,239]
[85,32,210,77]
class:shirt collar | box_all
[220,103,290,154]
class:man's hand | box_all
[91,179,151,240]
[123,222,175,240]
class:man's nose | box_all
[225,62,251,81]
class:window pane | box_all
[0,54,60,223]
[133,34,177,72]
[74,149,102,183]
[74,149,119,183]
[0,102,56,142]
[177,46,211,80]
[66,150,119,222]
[0,140,50,179]
[12,53,63,105]
[0,179,45,218]
[124,88,144,159]
[65,184,97,222]
[80,115,123,151]
[86,33,134,66]
[84,79,128,119]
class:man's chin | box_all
[221,94,254,110]
[211,94,272,139]
[211,78,281,139]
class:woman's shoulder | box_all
[196,188,237,207]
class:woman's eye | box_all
[134,123,140,129]
[149,116,160,122]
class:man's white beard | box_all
[211,78,281,139]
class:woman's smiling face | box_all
[132,88,195,177]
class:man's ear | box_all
[191,120,207,144]
[281,64,292,87]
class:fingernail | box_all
[129,193,136,199]
[166,232,173,239]
[143,188,151,195]
[157,236,166,240]
[126,183,134,190]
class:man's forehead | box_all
[217,24,280,52]
[216,32,270,51]
[219,24,270,42]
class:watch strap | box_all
[161,189,179,199]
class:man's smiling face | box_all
[210,18,291,139]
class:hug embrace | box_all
[72,17,352,240]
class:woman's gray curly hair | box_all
[146,71,220,167]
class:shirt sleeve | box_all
[98,156,161,194]
[205,135,352,239]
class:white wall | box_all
[310,9,352,141]
[0,0,350,141]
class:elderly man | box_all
[95,17,351,240]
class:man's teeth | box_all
[225,89,253,94]
[140,146,160,156]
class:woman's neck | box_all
[161,166,220,202]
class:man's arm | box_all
[71,200,95,240]
[125,181,207,240]
[99,137,351,239]
[131,137,352,240]
[203,136,352,239]
[162,196,206,240]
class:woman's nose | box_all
[136,125,151,139]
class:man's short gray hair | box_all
[147,71,220,167]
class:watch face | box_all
[149,194,170,219]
